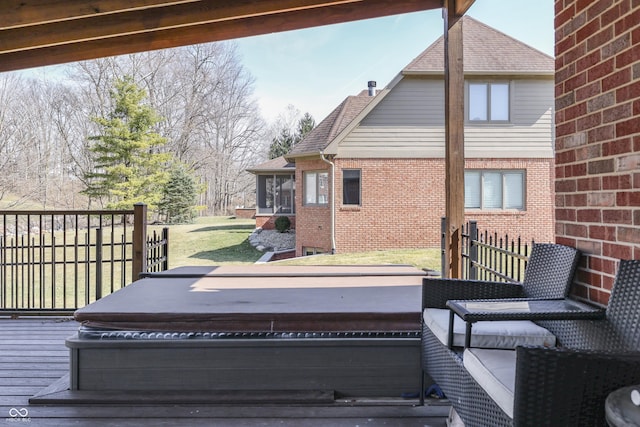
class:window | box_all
[468,82,510,122]
[342,169,361,205]
[465,170,525,210]
[303,247,324,256]
[304,171,329,205]
[257,174,295,214]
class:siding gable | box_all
[336,77,554,159]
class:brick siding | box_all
[555,0,640,305]
[294,158,333,256]
[256,215,296,230]
[294,157,555,257]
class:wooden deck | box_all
[0,317,450,426]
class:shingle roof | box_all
[246,156,295,173]
[287,91,375,157]
[403,16,553,75]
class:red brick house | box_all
[251,17,557,257]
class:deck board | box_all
[0,317,449,426]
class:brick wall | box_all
[464,159,556,244]
[555,0,640,305]
[331,158,554,253]
[256,215,296,230]
[294,158,332,256]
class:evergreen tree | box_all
[268,128,295,160]
[82,76,170,210]
[158,165,199,224]
[267,112,315,159]
[295,112,315,143]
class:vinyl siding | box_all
[337,77,553,159]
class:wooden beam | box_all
[443,0,465,278]
[454,0,475,16]
[0,0,199,28]
[0,0,441,72]
[2,1,367,53]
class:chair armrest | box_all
[422,278,524,309]
[513,346,640,426]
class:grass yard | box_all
[151,216,440,272]
[149,216,263,267]
[276,248,440,272]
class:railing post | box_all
[132,203,147,283]
[441,217,448,279]
[162,227,169,271]
[95,228,103,300]
[469,221,478,280]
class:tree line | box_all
[0,42,315,219]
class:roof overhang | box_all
[0,0,457,73]
[402,71,556,77]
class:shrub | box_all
[274,216,291,233]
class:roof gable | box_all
[287,92,376,157]
[403,16,553,75]
[287,16,553,158]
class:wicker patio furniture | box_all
[422,258,640,426]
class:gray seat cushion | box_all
[463,348,517,419]
[423,308,556,349]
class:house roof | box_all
[287,91,377,158]
[246,156,295,174]
[403,16,554,75]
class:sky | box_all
[13,0,555,126]
[235,0,555,123]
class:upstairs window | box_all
[342,169,361,205]
[468,82,510,122]
[465,170,525,210]
[304,171,329,205]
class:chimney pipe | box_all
[367,80,376,96]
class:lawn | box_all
[149,216,263,267]
[152,216,441,272]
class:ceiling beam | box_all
[1,0,201,29]
[454,0,475,16]
[0,0,442,72]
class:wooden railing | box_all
[0,204,168,315]
[442,218,532,282]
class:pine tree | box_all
[267,112,315,159]
[268,128,295,160]
[83,76,170,210]
[158,165,199,224]
[295,112,315,143]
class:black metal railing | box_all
[0,204,169,315]
[146,227,169,273]
[443,218,532,283]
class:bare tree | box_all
[1,41,268,213]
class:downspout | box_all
[320,151,336,254]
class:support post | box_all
[443,2,465,278]
[132,203,147,283]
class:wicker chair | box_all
[422,259,640,427]
[422,243,581,309]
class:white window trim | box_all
[303,170,329,206]
[466,81,512,124]
[465,169,526,211]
